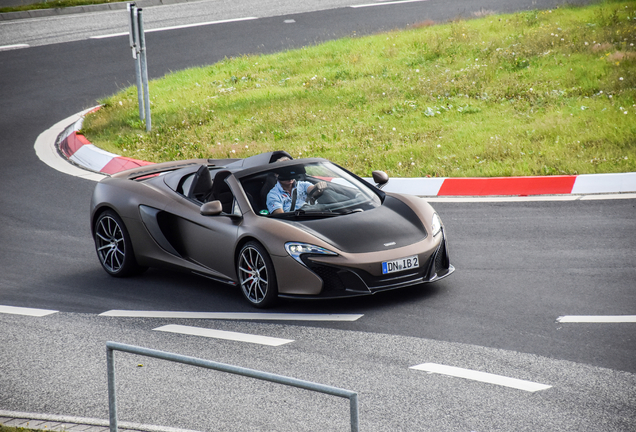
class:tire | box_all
[94,210,145,277]
[237,241,278,308]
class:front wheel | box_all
[94,210,145,277]
[237,241,278,308]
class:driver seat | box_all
[188,165,213,202]
[259,173,278,211]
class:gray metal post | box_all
[106,346,118,432]
[138,8,151,132]
[350,392,359,431]
[129,4,144,121]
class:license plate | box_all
[382,255,419,274]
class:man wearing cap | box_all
[266,167,327,214]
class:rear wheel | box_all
[237,241,278,308]
[94,210,145,277]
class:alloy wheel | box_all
[238,245,269,304]
[95,215,126,274]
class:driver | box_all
[266,167,327,214]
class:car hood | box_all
[286,196,427,253]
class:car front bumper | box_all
[279,230,455,299]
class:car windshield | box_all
[240,161,383,218]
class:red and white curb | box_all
[57,108,153,175]
[36,110,636,197]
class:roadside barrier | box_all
[106,341,360,432]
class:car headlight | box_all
[431,213,442,237]
[285,242,338,266]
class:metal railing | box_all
[106,341,360,432]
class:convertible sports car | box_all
[91,151,454,307]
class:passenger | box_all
[266,167,327,214]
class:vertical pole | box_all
[349,393,359,432]
[107,347,119,432]
[138,8,151,132]
[130,4,144,121]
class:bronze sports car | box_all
[91,151,454,307]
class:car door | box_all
[163,194,241,282]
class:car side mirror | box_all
[200,200,223,216]
[372,170,389,189]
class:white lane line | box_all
[351,0,428,8]
[154,324,293,346]
[557,315,636,323]
[410,363,552,392]
[90,17,259,39]
[0,305,58,317]
[0,44,30,51]
[100,310,363,321]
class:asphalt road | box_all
[1,0,635,431]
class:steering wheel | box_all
[307,181,327,204]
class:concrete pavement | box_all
[0,0,200,22]
[0,410,198,432]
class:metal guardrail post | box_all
[106,341,359,432]
[128,3,144,121]
[106,346,118,432]
[137,8,151,132]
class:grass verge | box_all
[83,0,636,178]
[0,0,124,14]
[0,426,41,432]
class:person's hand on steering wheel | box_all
[308,181,327,204]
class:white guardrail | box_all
[106,342,360,432]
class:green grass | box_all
[0,425,42,432]
[0,0,123,14]
[83,0,636,178]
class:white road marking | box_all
[351,0,428,8]
[0,44,30,51]
[90,17,259,39]
[557,315,636,323]
[99,310,364,321]
[154,324,293,346]
[410,363,552,392]
[0,305,58,317]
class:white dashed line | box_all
[100,310,363,321]
[557,315,636,323]
[154,324,294,346]
[410,363,552,392]
[90,17,259,39]
[0,305,58,317]
[0,44,30,51]
[351,0,428,8]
